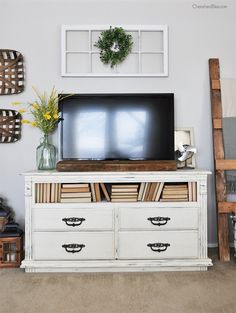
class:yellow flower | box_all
[43,112,51,120]
[18,109,26,114]
[53,112,59,120]
[31,121,37,127]
[32,103,39,110]
[21,119,31,124]
[11,101,21,106]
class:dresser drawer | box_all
[119,207,198,230]
[33,232,114,260]
[33,208,114,231]
[118,231,198,259]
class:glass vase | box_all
[36,134,56,170]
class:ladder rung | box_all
[218,202,236,213]
[211,79,220,90]
[216,159,236,170]
[213,118,222,129]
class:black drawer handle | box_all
[147,216,171,226]
[62,217,85,227]
[62,243,85,253]
[147,243,170,253]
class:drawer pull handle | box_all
[62,243,85,253]
[62,217,85,227]
[147,216,171,226]
[147,243,170,253]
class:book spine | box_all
[43,184,47,203]
[58,183,61,203]
[50,183,55,203]
[60,198,92,203]
[95,183,101,202]
[39,183,43,203]
[138,182,145,201]
[62,183,89,188]
[161,194,188,199]
[100,183,111,201]
[111,198,137,202]
[61,187,90,193]
[144,183,151,201]
[155,182,164,201]
[61,192,91,198]
[188,182,192,202]
[36,184,39,203]
[141,183,147,201]
[46,183,51,203]
[152,182,160,201]
[90,183,96,202]
[192,182,197,201]
[112,184,139,188]
[147,183,156,201]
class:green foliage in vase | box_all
[12,87,70,135]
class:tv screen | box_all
[58,94,174,160]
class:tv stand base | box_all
[56,160,177,172]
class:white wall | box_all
[0,0,236,244]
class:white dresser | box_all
[21,170,212,272]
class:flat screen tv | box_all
[58,94,174,161]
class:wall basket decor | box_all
[0,109,22,143]
[0,50,24,95]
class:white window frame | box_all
[61,25,168,77]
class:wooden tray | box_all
[56,160,177,172]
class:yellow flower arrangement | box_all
[21,119,31,124]
[12,87,70,135]
[18,109,26,114]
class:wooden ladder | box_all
[209,58,236,261]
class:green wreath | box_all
[94,27,133,68]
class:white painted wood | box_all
[24,267,208,273]
[118,231,198,259]
[33,232,114,260]
[21,258,212,273]
[24,177,33,261]
[199,178,208,259]
[119,207,198,230]
[22,169,212,272]
[61,25,168,77]
[33,208,114,231]
[163,25,168,77]
[33,201,199,209]
[23,169,211,179]
[61,25,67,77]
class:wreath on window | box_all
[94,27,133,68]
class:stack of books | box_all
[90,183,110,202]
[111,184,139,202]
[160,183,189,202]
[60,183,92,203]
[138,182,164,202]
[188,182,197,201]
[36,183,61,203]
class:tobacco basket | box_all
[0,49,24,95]
[0,109,22,143]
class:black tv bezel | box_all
[58,93,175,161]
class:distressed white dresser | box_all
[21,170,212,272]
